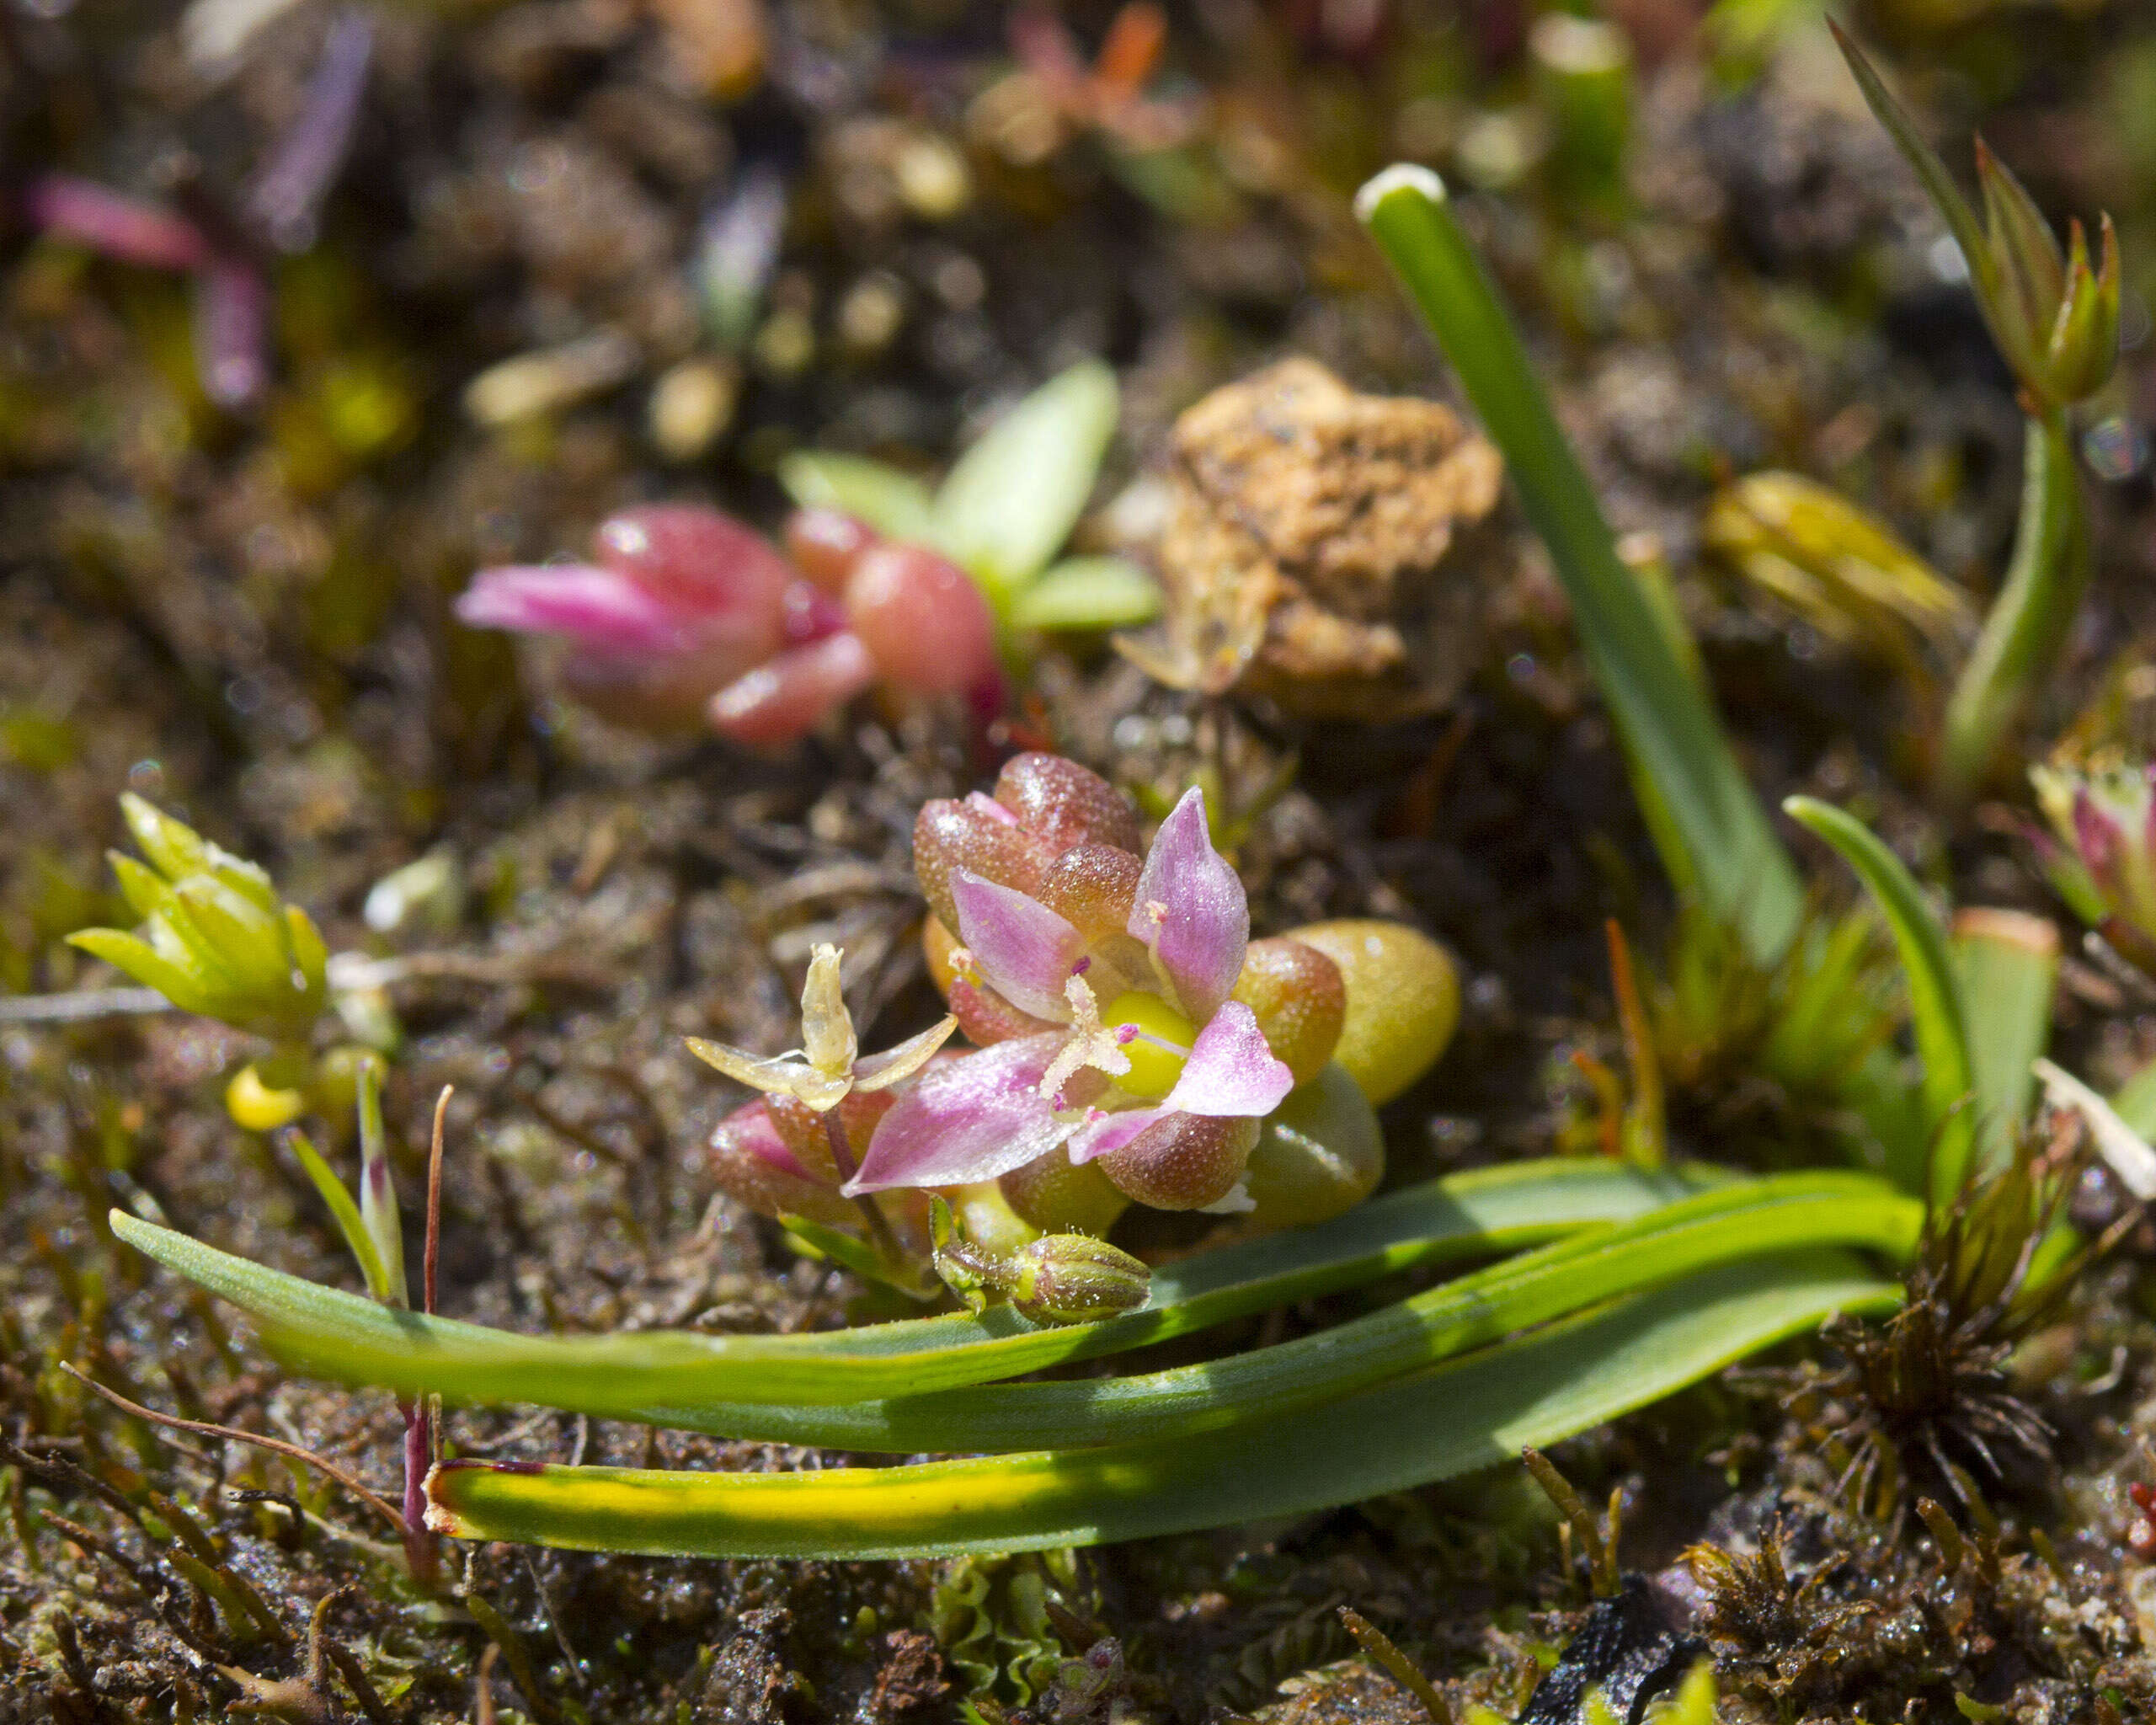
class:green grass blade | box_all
[1355,165,1803,965]
[594,1173,1919,1451]
[113,1159,1698,1411]
[1785,796,1976,1200]
[425,1250,1898,1559]
[1951,909,2057,1172]
[1828,25,1991,307]
[282,1130,392,1303]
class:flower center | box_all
[1103,990,1195,1101]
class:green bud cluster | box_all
[68,794,329,1044]
[929,1197,1150,1327]
[1837,24,2118,415]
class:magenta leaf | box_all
[24,174,210,271]
[707,633,877,746]
[456,566,692,655]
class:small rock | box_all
[1126,357,1503,720]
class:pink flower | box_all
[846,787,1292,1210]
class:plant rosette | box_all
[701,752,1460,1283]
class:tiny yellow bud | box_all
[227,1063,307,1132]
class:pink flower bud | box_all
[995,753,1142,857]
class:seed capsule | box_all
[1005,1232,1150,1326]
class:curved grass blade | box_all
[1355,165,1803,966]
[1784,796,1976,1201]
[113,1159,1699,1412]
[598,1173,1919,1451]
[425,1250,1898,1559]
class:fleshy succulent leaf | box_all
[119,792,211,884]
[933,360,1120,600]
[1009,558,1162,633]
[777,452,939,546]
[63,929,218,1017]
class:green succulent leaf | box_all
[933,360,1120,601]
[422,1251,1899,1559]
[109,853,179,924]
[777,452,940,545]
[284,904,329,996]
[63,928,217,1018]
[1008,557,1161,632]
[171,875,291,1001]
[119,791,211,884]
[1785,796,1977,1199]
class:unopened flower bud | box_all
[68,794,329,1044]
[1836,25,2120,414]
[1003,1232,1150,1326]
[994,752,1143,857]
[2030,754,2156,967]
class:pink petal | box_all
[951,870,1085,1023]
[1128,786,1246,1022]
[24,174,210,271]
[1161,1001,1294,1119]
[1065,1103,1171,1164]
[707,632,876,746]
[456,565,691,656]
[967,791,1020,826]
[844,1035,1074,1193]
